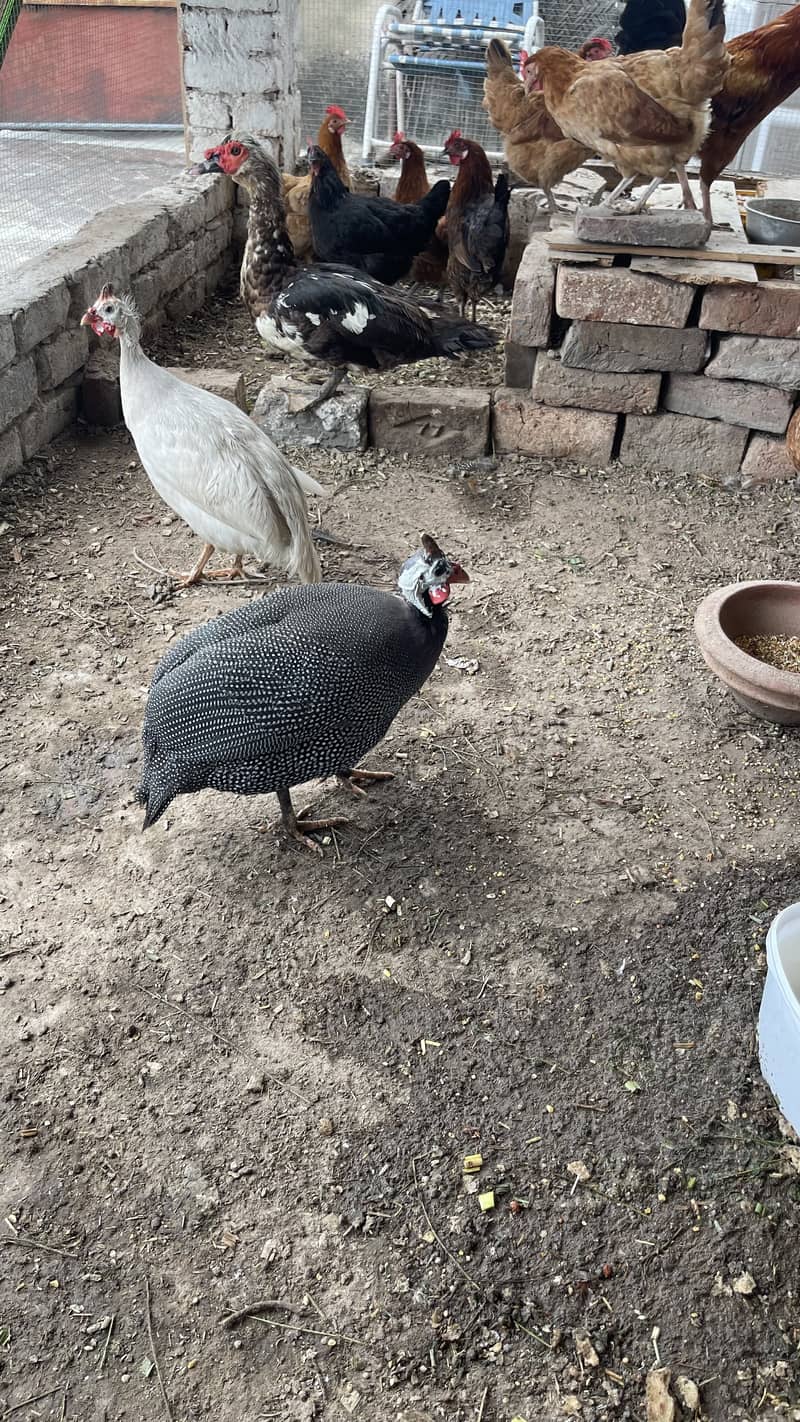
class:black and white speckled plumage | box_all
[137,565,457,829]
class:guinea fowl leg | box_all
[276,786,349,856]
[336,768,395,799]
[300,366,346,414]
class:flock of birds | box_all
[77,0,800,852]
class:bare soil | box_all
[1,285,800,1422]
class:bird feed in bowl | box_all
[736,634,800,674]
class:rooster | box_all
[484,38,611,213]
[526,0,729,212]
[193,133,496,410]
[307,144,450,285]
[442,131,511,322]
[282,105,351,261]
[388,131,449,286]
[700,5,800,222]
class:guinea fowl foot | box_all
[276,787,349,856]
[336,768,395,799]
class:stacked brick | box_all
[498,233,800,485]
[0,175,237,486]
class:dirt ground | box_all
[1,284,800,1422]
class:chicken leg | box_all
[300,366,346,414]
[276,786,349,855]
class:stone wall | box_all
[0,174,237,487]
[178,0,301,167]
[499,233,800,487]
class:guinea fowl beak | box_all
[80,309,95,327]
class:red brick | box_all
[700,280,800,339]
[532,351,660,414]
[740,434,797,486]
[493,389,617,464]
[508,235,555,349]
[663,373,793,435]
[556,265,694,328]
[368,386,489,456]
[619,411,748,480]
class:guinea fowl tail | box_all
[429,316,497,358]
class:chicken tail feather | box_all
[679,0,729,104]
[429,316,497,357]
[486,37,515,72]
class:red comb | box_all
[445,128,462,143]
[392,130,405,144]
[326,104,347,120]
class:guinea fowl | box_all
[193,133,496,411]
[307,144,450,285]
[137,534,469,853]
[80,286,324,586]
[442,131,511,322]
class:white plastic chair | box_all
[362,0,544,162]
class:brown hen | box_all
[388,132,449,285]
[283,105,351,260]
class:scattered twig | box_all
[145,1278,174,1422]
[412,1160,483,1295]
[249,1315,366,1347]
[0,1231,77,1260]
[5,1387,62,1416]
[138,985,235,1053]
[220,1300,300,1330]
[97,1314,115,1376]
[58,1389,67,1422]
[476,1384,489,1422]
[0,947,27,962]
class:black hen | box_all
[443,131,511,322]
[307,145,451,285]
[137,535,469,853]
[192,133,496,410]
[616,0,687,53]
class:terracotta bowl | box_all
[695,581,800,725]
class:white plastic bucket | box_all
[759,902,800,1136]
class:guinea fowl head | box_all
[325,104,349,135]
[397,534,469,618]
[81,285,140,340]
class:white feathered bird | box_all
[81,285,325,586]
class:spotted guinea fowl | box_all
[81,286,325,586]
[137,534,469,853]
[192,133,496,410]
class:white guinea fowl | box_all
[81,284,325,586]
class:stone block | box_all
[504,188,549,287]
[0,427,23,485]
[146,183,210,247]
[169,367,248,411]
[532,351,661,414]
[368,387,489,456]
[619,411,748,480]
[574,203,711,248]
[183,9,282,94]
[81,346,122,427]
[555,265,694,328]
[705,335,800,392]
[740,434,798,487]
[0,356,37,433]
[560,320,707,374]
[232,95,282,136]
[663,372,793,435]
[505,341,536,389]
[700,280,800,339]
[36,327,89,391]
[165,274,209,324]
[509,234,555,349]
[193,212,233,269]
[492,389,617,464]
[0,273,71,355]
[200,174,236,223]
[19,386,79,459]
[0,315,15,371]
[252,374,368,451]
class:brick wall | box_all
[497,233,800,488]
[0,174,237,487]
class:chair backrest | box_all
[412,0,533,25]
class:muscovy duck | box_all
[191,133,496,410]
[137,534,469,853]
[81,286,325,586]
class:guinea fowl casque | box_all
[442,131,511,321]
[193,133,496,410]
[137,534,469,853]
[307,144,450,285]
[80,286,324,585]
